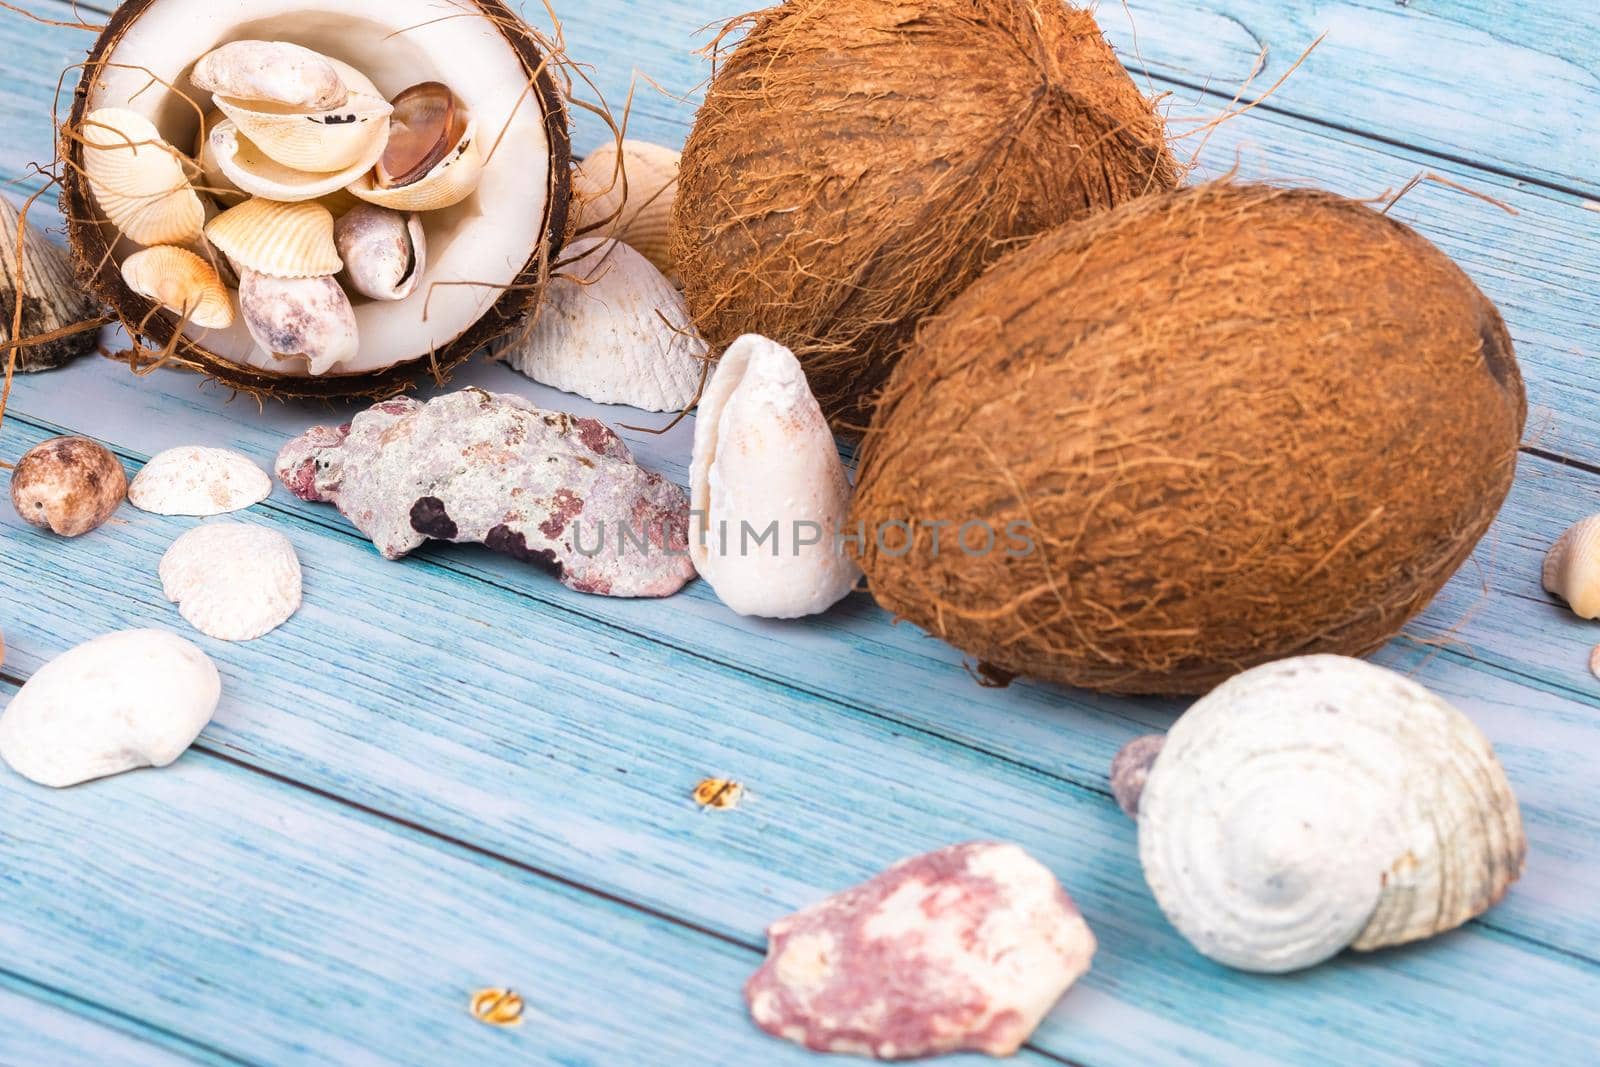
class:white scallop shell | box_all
[0,629,219,787]
[238,270,359,375]
[1543,514,1600,619]
[120,245,235,329]
[208,119,389,204]
[128,446,273,516]
[690,334,861,619]
[334,205,425,302]
[160,523,302,642]
[501,237,706,411]
[205,198,342,279]
[191,40,349,110]
[347,119,483,212]
[572,140,680,282]
[81,108,205,246]
[1135,655,1525,973]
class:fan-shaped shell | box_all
[160,523,303,642]
[214,92,392,175]
[191,40,349,110]
[81,108,205,246]
[572,140,680,282]
[334,205,425,302]
[128,446,273,516]
[501,237,706,410]
[121,246,235,329]
[0,629,220,788]
[238,270,359,375]
[206,119,389,204]
[1135,655,1525,974]
[347,119,483,212]
[690,334,860,619]
[1542,515,1600,619]
[205,199,342,279]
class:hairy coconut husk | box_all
[852,182,1526,695]
[57,0,571,402]
[671,0,1177,435]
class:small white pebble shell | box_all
[128,446,272,516]
[1543,515,1600,619]
[160,523,302,641]
[0,630,220,787]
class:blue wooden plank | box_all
[0,975,221,1067]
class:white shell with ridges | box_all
[501,237,706,411]
[1134,655,1525,973]
[572,140,680,282]
[161,523,302,641]
[121,246,235,329]
[0,630,220,787]
[129,446,272,516]
[691,334,861,619]
[347,119,483,212]
[82,108,205,246]
[1543,515,1600,619]
[205,199,342,279]
[208,120,389,204]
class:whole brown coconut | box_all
[672,0,1176,434]
[852,183,1526,695]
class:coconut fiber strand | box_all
[673,0,1176,435]
[853,183,1527,695]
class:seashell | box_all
[237,270,359,375]
[214,92,392,175]
[691,334,860,619]
[1109,733,1164,819]
[348,119,483,212]
[160,523,302,642]
[275,389,697,598]
[746,842,1096,1058]
[1128,655,1526,974]
[0,194,100,371]
[81,108,205,246]
[334,205,425,302]
[377,82,462,188]
[120,246,235,329]
[205,198,342,278]
[128,445,272,516]
[1543,515,1600,619]
[0,629,220,788]
[500,237,706,411]
[572,140,680,282]
[191,40,349,111]
[193,109,247,206]
[207,119,389,204]
[10,436,126,537]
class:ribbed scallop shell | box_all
[191,40,349,111]
[347,119,482,212]
[81,108,205,246]
[572,140,679,282]
[128,446,273,516]
[208,119,388,203]
[215,92,391,174]
[1543,515,1600,619]
[120,246,235,329]
[159,523,302,642]
[1136,655,1525,974]
[205,198,342,278]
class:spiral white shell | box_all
[1136,655,1525,973]
[160,523,302,642]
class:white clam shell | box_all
[128,446,272,516]
[120,245,235,329]
[205,198,342,278]
[191,40,349,111]
[501,237,706,411]
[0,630,220,788]
[347,119,483,212]
[1543,514,1600,619]
[1135,655,1526,973]
[572,140,680,282]
[160,523,302,642]
[194,109,246,206]
[214,93,392,175]
[208,119,389,204]
[690,334,861,619]
[335,205,425,302]
[238,270,360,375]
[81,108,205,246]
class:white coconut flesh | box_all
[86,0,553,377]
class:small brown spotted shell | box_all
[10,436,127,537]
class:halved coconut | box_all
[60,0,571,400]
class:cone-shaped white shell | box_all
[1136,655,1525,974]
[572,140,679,282]
[0,630,220,787]
[501,237,706,411]
[335,205,425,302]
[691,334,861,619]
[121,245,235,329]
[205,199,342,279]
[1543,515,1600,619]
[82,108,205,246]
[160,523,302,641]
[191,40,348,110]
[347,119,483,212]
[208,119,389,204]
[238,270,359,375]
[129,446,272,516]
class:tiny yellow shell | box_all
[205,198,342,278]
[120,246,235,329]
